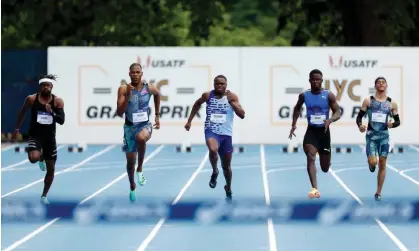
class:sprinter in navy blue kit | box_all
[289,69,341,199]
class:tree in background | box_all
[1,0,418,48]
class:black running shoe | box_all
[224,185,232,202]
[369,164,376,172]
[375,193,382,201]
[209,172,218,188]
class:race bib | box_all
[132,112,148,123]
[210,113,227,123]
[371,112,386,123]
[310,114,326,125]
[37,112,53,125]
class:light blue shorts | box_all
[122,122,152,153]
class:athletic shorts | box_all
[205,129,233,156]
[27,135,58,160]
[122,122,152,153]
[303,126,331,154]
[366,132,390,157]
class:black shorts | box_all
[303,126,331,155]
[27,135,58,160]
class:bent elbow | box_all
[116,108,124,117]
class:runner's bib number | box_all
[132,112,148,123]
[371,112,387,123]
[210,113,227,123]
[310,114,326,125]
[37,112,53,125]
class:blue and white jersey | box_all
[124,83,152,125]
[304,89,330,127]
[204,91,234,136]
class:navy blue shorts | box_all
[205,129,233,156]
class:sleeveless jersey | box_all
[366,96,391,138]
[304,89,330,127]
[29,94,57,137]
[124,83,152,126]
[204,90,234,136]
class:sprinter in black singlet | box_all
[12,74,65,204]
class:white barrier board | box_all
[48,47,419,144]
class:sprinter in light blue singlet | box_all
[204,90,235,136]
[185,75,245,202]
[356,76,400,201]
[116,63,161,202]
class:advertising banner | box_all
[48,47,419,144]
[240,47,416,144]
[48,47,241,144]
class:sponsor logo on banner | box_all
[80,56,212,126]
[270,56,402,126]
[137,55,186,68]
[328,56,378,69]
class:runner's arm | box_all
[291,93,305,127]
[116,85,129,117]
[14,95,33,130]
[149,85,161,117]
[390,101,400,128]
[53,97,65,125]
[328,91,341,123]
[356,98,369,127]
[230,93,245,119]
[187,92,209,123]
